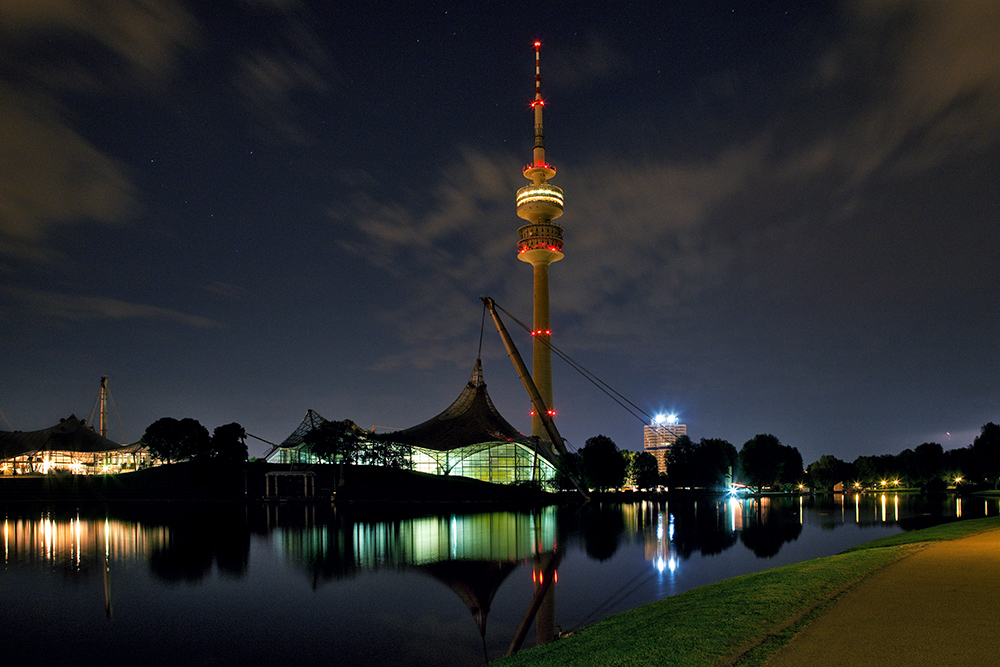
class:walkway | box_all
[765,526,1000,666]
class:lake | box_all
[2,493,994,666]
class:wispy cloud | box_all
[232,3,337,143]
[0,88,135,262]
[2,286,221,328]
[0,0,200,263]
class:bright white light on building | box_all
[653,413,678,425]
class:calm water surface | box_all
[2,494,995,666]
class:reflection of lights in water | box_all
[956,497,962,518]
[656,556,678,573]
[728,497,739,532]
[656,516,663,540]
[668,514,675,541]
[74,516,82,569]
[894,494,899,522]
[450,515,458,560]
[880,494,887,522]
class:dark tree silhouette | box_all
[692,438,738,489]
[210,422,248,467]
[665,435,696,488]
[972,422,1000,488]
[631,451,660,489]
[738,434,784,492]
[807,454,851,491]
[142,417,210,464]
[580,435,626,491]
[302,420,364,463]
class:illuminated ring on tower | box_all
[516,184,564,209]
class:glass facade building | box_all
[269,361,558,486]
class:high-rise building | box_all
[644,415,687,474]
[515,41,564,441]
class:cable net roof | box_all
[386,360,526,452]
[0,414,137,459]
[278,409,331,449]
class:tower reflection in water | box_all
[268,505,560,654]
[3,505,559,656]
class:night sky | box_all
[2,1,998,464]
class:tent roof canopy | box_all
[385,360,527,452]
[0,415,137,459]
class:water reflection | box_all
[2,495,998,667]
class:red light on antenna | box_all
[534,41,541,48]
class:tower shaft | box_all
[515,42,564,440]
[531,262,553,437]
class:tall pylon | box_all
[515,41,564,440]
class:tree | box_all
[210,423,248,467]
[580,435,626,491]
[176,418,211,461]
[302,420,363,464]
[913,442,944,487]
[631,451,660,489]
[665,435,696,488]
[777,444,804,486]
[807,454,850,491]
[143,418,181,464]
[142,417,210,464]
[737,434,784,492]
[972,422,1000,488]
[621,450,638,488]
[356,432,412,469]
[691,438,738,490]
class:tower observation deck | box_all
[516,42,564,440]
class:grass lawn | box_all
[495,515,1000,667]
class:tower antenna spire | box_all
[515,40,565,440]
[532,40,546,169]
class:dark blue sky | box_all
[2,0,998,463]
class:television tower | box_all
[515,41,564,440]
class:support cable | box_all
[490,300,655,426]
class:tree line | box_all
[553,422,1000,493]
[140,417,412,470]
[553,433,800,493]
[140,413,1000,494]
[806,422,1000,492]
[141,418,248,467]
